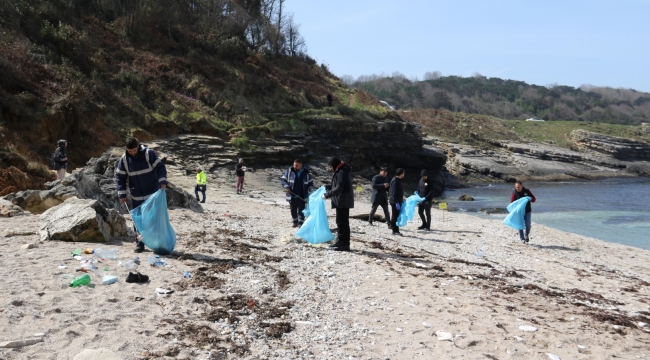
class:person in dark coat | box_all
[369,167,391,228]
[417,170,435,230]
[280,159,315,227]
[52,139,68,180]
[323,157,354,251]
[389,168,405,236]
[115,137,168,252]
[327,93,333,107]
[511,180,536,243]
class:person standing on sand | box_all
[195,167,207,203]
[417,170,435,230]
[115,137,168,253]
[389,168,405,236]
[369,167,391,228]
[511,180,536,243]
[281,159,314,227]
[235,158,245,194]
[52,139,68,180]
[323,158,354,251]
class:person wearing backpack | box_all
[115,137,168,252]
[52,139,68,180]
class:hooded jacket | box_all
[115,145,168,203]
[511,187,536,213]
[324,163,354,209]
[52,140,68,170]
[196,170,207,185]
[281,166,314,202]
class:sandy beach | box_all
[1,167,649,360]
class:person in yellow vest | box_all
[195,167,207,203]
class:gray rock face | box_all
[39,198,128,242]
[3,150,203,214]
[642,123,650,134]
[570,129,650,160]
[0,198,25,217]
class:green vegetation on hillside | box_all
[352,74,650,125]
[400,109,650,149]
[0,0,389,169]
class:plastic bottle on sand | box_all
[93,248,117,259]
[102,275,118,285]
[70,274,91,288]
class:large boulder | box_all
[39,198,128,242]
[2,184,79,214]
[0,198,25,217]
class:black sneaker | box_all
[292,222,298,228]
[417,225,426,230]
[392,231,403,236]
[125,272,149,283]
[200,200,205,203]
[328,241,340,248]
[334,245,351,252]
[134,241,145,253]
[525,235,530,243]
[387,223,392,229]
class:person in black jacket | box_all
[417,170,435,230]
[511,180,536,243]
[389,168,405,236]
[369,167,391,228]
[323,157,354,251]
[235,158,245,194]
[52,139,68,180]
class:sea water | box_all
[438,177,650,249]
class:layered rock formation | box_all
[440,132,650,183]
[570,130,650,160]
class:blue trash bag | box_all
[502,196,531,231]
[396,192,425,227]
[130,189,177,255]
[296,186,336,244]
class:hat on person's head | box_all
[196,166,202,171]
[421,170,428,177]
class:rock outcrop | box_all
[152,118,447,173]
[3,150,203,213]
[39,198,128,242]
[570,130,650,160]
[0,198,25,217]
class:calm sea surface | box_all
[436,177,650,250]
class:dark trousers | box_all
[390,204,400,232]
[418,201,432,228]
[336,208,350,247]
[369,201,390,224]
[290,197,306,223]
[194,185,206,202]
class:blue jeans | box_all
[518,212,531,239]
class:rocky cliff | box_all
[570,130,650,160]
[439,132,650,183]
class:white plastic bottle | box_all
[93,248,117,259]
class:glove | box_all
[395,203,401,211]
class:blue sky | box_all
[285,0,650,92]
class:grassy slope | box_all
[400,109,650,149]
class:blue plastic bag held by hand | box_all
[396,192,425,227]
[502,196,531,230]
[296,186,336,244]
[130,189,177,255]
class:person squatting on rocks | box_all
[52,139,68,180]
[511,180,536,243]
[115,137,168,252]
[417,170,435,230]
[195,167,207,203]
[235,158,245,194]
[389,168,405,236]
[281,159,314,227]
[323,158,354,251]
[369,167,391,228]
